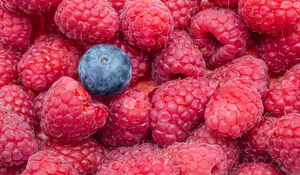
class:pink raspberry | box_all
[190,8,249,68]
[120,0,174,50]
[150,78,215,145]
[0,48,19,88]
[208,0,239,8]
[259,24,300,76]
[264,64,300,117]
[238,0,300,35]
[152,30,206,84]
[18,35,80,91]
[54,0,119,43]
[205,79,264,139]
[41,76,109,141]
[234,162,284,175]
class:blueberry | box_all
[78,44,132,98]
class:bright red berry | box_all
[0,48,19,88]
[234,162,284,175]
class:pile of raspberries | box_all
[0,0,300,174]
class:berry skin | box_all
[54,0,119,43]
[0,84,36,125]
[264,64,300,117]
[41,76,109,141]
[234,162,284,175]
[33,91,47,120]
[120,0,174,50]
[205,79,264,139]
[267,113,300,175]
[207,55,269,96]
[190,8,249,68]
[150,78,215,145]
[79,44,132,98]
[161,0,199,29]
[188,124,240,171]
[0,7,32,51]
[20,150,79,175]
[152,30,206,84]
[49,139,105,175]
[97,89,151,147]
[18,35,79,92]
[0,113,38,167]
[238,0,300,35]
[163,142,229,175]
[208,0,239,8]
[0,48,19,88]
[259,24,300,76]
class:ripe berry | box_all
[0,48,19,88]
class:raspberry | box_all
[152,30,206,84]
[0,113,38,167]
[150,78,215,145]
[41,76,109,141]
[49,139,105,175]
[0,7,32,51]
[20,150,79,175]
[259,24,300,76]
[161,0,199,29]
[0,48,19,88]
[97,89,151,147]
[54,0,119,43]
[187,124,240,171]
[163,142,229,175]
[18,35,80,92]
[207,55,269,96]
[33,91,47,120]
[120,0,174,50]
[264,64,300,117]
[0,84,36,125]
[234,162,284,175]
[238,0,300,35]
[208,0,239,8]
[205,79,264,139]
[190,8,249,68]
[108,34,150,85]
[267,113,300,174]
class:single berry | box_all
[18,35,80,91]
[150,78,215,145]
[0,48,19,88]
[190,8,249,68]
[264,64,300,117]
[33,91,47,120]
[234,162,284,175]
[152,30,206,84]
[78,44,132,98]
[238,0,300,35]
[41,76,109,141]
[205,79,264,139]
[120,0,174,50]
[208,0,239,8]
[259,24,300,76]
[54,0,119,43]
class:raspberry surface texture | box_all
[1,0,62,13]
[0,48,19,88]
[234,162,284,175]
[33,91,47,120]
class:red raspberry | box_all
[161,0,199,29]
[234,162,284,175]
[41,76,109,141]
[205,79,264,139]
[238,0,300,35]
[0,48,19,88]
[152,30,206,84]
[187,124,240,171]
[120,0,174,50]
[264,64,300,117]
[97,89,151,147]
[20,150,79,175]
[33,91,47,120]
[267,113,300,174]
[54,0,119,43]
[0,7,32,51]
[0,113,38,167]
[190,8,249,68]
[150,78,215,145]
[49,139,105,175]
[108,35,150,85]
[18,35,79,92]
[0,84,36,125]
[259,24,300,76]
[207,55,269,96]
[163,142,229,175]
[208,0,239,8]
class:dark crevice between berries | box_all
[207,33,223,50]
[170,73,188,81]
